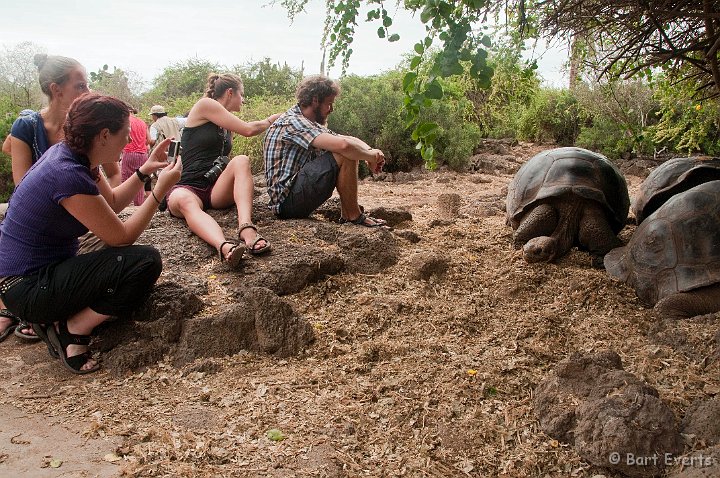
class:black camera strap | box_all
[218,126,228,159]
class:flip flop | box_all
[219,240,244,269]
[244,233,272,255]
[14,320,42,341]
[238,223,272,255]
[339,213,391,229]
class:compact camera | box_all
[203,155,230,183]
[167,140,181,162]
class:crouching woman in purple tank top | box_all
[0,93,182,374]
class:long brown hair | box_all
[205,73,243,99]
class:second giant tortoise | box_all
[633,156,720,224]
[605,180,720,320]
[506,147,630,264]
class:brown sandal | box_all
[219,240,244,269]
[338,213,391,229]
[238,223,272,255]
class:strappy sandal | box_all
[219,240,244,269]
[238,223,272,255]
[14,319,41,341]
[31,323,60,359]
[338,205,388,225]
[0,310,19,343]
[46,322,100,375]
[338,212,391,229]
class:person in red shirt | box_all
[121,108,150,206]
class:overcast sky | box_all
[0,0,568,90]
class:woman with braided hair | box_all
[165,73,281,268]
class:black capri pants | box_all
[0,245,162,324]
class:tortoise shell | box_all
[604,180,720,306]
[506,147,630,233]
[633,156,720,224]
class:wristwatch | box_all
[135,168,151,183]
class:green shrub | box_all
[468,43,542,140]
[234,58,303,98]
[518,88,582,145]
[573,80,658,158]
[0,153,12,203]
[234,94,296,173]
[649,76,720,155]
[434,122,482,170]
[575,116,636,158]
[420,87,482,170]
[143,59,220,104]
[330,72,481,171]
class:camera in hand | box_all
[203,155,230,183]
[168,140,181,162]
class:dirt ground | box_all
[0,142,718,477]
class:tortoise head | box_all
[523,236,557,263]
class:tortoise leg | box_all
[513,203,557,249]
[654,283,720,320]
[578,203,622,267]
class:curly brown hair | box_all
[296,75,340,107]
[64,93,130,156]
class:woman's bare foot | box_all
[48,321,100,374]
[239,228,269,253]
[219,241,244,268]
[0,316,16,341]
[14,320,40,340]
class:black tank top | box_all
[178,121,231,188]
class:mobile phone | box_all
[168,140,181,163]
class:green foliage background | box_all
[2,38,720,202]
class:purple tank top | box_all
[0,143,99,276]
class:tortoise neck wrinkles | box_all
[549,197,585,258]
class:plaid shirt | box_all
[264,104,333,213]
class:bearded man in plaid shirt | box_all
[263,75,388,227]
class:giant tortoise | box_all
[506,147,630,264]
[604,180,720,320]
[633,156,720,224]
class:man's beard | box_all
[312,105,327,125]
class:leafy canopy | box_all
[279,0,720,166]
[281,0,513,168]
